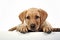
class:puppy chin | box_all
[30,27,39,32]
[30,28,36,32]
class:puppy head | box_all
[19,8,48,31]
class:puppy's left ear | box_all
[38,9,48,24]
[19,10,27,23]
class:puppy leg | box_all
[42,22,52,33]
[16,24,28,33]
[43,26,52,33]
[8,26,17,31]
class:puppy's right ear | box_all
[19,10,27,23]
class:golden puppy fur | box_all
[8,8,52,33]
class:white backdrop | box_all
[0,0,60,31]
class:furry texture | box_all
[8,8,52,33]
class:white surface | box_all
[0,31,60,40]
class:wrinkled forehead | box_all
[26,9,40,17]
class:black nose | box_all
[30,24,35,28]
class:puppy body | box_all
[9,8,52,33]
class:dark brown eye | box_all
[35,16,40,19]
[26,16,30,19]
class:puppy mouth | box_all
[30,26,40,31]
[30,28,36,31]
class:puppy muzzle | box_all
[30,24,36,31]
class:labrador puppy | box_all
[8,8,52,33]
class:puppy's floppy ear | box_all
[19,10,27,23]
[38,9,48,24]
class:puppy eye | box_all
[26,16,30,19]
[35,16,40,19]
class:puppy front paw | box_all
[16,25,28,33]
[43,27,52,34]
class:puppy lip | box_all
[30,28,36,31]
[31,30,35,31]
